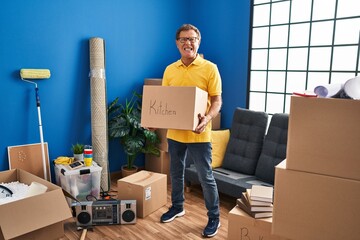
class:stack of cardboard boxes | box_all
[142,78,221,183]
[143,78,171,183]
[272,96,360,240]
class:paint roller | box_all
[20,68,51,181]
[20,69,51,79]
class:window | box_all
[249,0,360,114]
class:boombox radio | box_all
[72,199,136,227]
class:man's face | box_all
[176,30,200,60]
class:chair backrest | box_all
[255,113,289,184]
[221,108,268,175]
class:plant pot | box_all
[121,165,138,178]
[73,153,84,162]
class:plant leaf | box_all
[108,91,160,168]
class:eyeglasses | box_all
[177,37,199,43]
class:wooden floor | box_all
[60,179,237,240]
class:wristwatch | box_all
[0,185,13,198]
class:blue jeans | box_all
[168,139,220,219]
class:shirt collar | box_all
[175,54,204,67]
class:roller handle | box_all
[35,87,40,107]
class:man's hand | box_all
[194,113,211,134]
[193,95,222,134]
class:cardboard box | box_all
[228,206,287,240]
[141,86,208,131]
[0,169,71,240]
[117,170,167,218]
[145,150,170,183]
[144,78,162,85]
[272,160,360,240]
[143,79,169,151]
[54,161,102,206]
[286,96,360,180]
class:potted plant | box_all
[108,91,160,177]
[71,143,84,161]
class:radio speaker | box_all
[75,204,92,227]
[120,200,136,224]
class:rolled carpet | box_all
[89,37,110,191]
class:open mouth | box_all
[184,47,193,52]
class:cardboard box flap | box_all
[0,169,72,239]
[0,169,18,183]
[120,170,165,186]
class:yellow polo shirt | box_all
[162,55,222,143]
